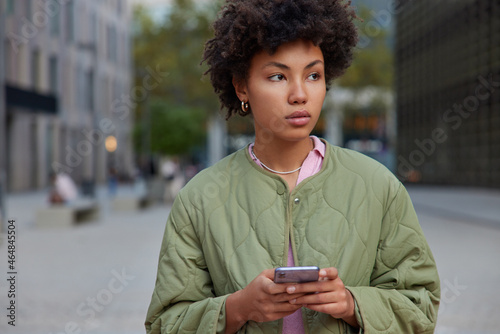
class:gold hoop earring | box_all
[241,101,249,113]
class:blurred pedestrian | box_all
[146,1,440,333]
[184,163,198,182]
[48,172,78,205]
[108,167,118,197]
[161,157,184,204]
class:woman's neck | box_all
[253,136,313,173]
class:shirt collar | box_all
[310,135,326,158]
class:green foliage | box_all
[133,99,206,156]
[133,0,221,156]
[338,6,394,89]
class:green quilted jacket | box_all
[145,143,440,333]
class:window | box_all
[86,70,94,111]
[65,0,74,43]
[26,0,32,18]
[107,25,113,61]
[31,49,41,91]
[90,13,96,43]
[4,42,10,82]
[77,66,83,109]
[113,80,120,103]
[6,0,15,15]
[123,35,130,68]
[45,124,54,178]
[50,6,60,37]
[49,56,58,94]
[109,26,117,63]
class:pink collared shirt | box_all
[249,136,326,333]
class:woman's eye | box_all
[269,74,285,81]
[308,73,321,81]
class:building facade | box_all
[1,0,134,192]
[395,0,500,187]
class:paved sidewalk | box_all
[407,185,500,227]
[406,185,500,334]
[0,185,171,334]
[0,184,499,333]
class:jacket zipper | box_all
[283,192,291,267]
[278,192,290,334]
[286,191,313,334]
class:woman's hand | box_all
[225,269,306,334]
[286,267,358,328]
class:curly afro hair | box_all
[202,0,359,119]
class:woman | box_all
[145,0,440,333]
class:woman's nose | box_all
[288,80,308,105]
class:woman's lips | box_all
[286,110,311,126]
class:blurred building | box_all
[325,86,396,172]
[1,0,134,192]
[395,0,500,187]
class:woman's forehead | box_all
[250,40,324,70]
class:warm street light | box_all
[105,136,117,153]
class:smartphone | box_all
[274,266,320,283]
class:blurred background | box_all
[0,0,499,333]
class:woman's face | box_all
[234,39,326,144]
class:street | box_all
[408,186,500,334]
[0,184,499,334]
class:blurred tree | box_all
[133,0,221,156]
[133,99,206,156]
[338,6,394,89]
[334,5,395,164]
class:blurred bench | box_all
[112,194,154,211]
[36,199,99,228]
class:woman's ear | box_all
[232,76,248,102]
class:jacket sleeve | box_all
[347,184,440,333]
[145,194,228,334]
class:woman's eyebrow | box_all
[262,60,324,70]
[305,60,324,69]
[262,61,290,70]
